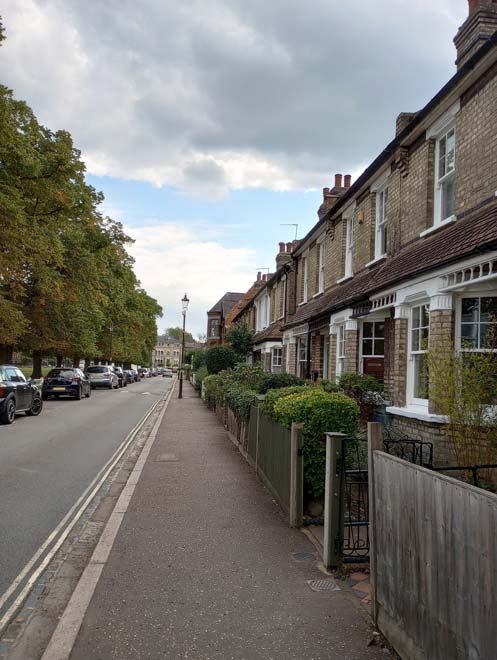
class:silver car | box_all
[86,365,119,389]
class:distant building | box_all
[206,292,244,346]
[152,335,182,367]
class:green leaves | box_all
[225,321,253,357]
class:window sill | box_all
[298,301,308,307]
[386,405,448,424]
[312,291,324,298]
[365,255,386,268]
[419,215,456,238]
[336,275,353,284]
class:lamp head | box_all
[181,293,190,313]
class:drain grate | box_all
[307,579,341,592]
[156,454,179,462]
[292,552,316,562]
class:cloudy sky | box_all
[1,0,466,336]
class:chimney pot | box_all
[344,174,352,188]
[322,187,330,201]
[334,173,343,188]
[257,271,261,282]
[286,242,293,253]
[279,241,285,253]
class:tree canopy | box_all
[0,24,161,372]
[165,327,194,343]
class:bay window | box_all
[409,303,430,403]
[460,296,497,350]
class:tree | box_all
[225,322,253,358]
[205,346,237,375]
[166,327,194,343]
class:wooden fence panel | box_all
[372,452,497,660]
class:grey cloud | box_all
[2,0,467,190]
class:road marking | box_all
[0,390,166,634]
[41,381,176,660]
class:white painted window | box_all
[459,296,497,351]
[303,257,309,302]
[323,335,330,380]
[362,321,385,357]
[375,186,388,259]
[435,126,456,226]
[272,347,282,368]
[408,303,430,403]
[344,217,354,278]
[336,324,346,379]
[318,242,325,293]
[298,337,307,379]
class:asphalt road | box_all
[0,375,172,602]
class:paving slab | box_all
[70,384,386,660]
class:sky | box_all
[1,0,467,337]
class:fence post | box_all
[368,421,383,626]
[290,423,304,528]
[323,432,346,569]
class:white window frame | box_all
[434,125,456,228]
[407,302,430,407]
[344,216,354,278]
[456,293,497,353]
[272,347,283,368]
[318,240,325,293]
[375,185,388,260]
[298,337,307,379]
[336,324,346,379]
[303,256,309,303]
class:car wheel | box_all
[1,396,16,424]
[76,386,82,400]
[26,394,43,417]
[108,381,113,390]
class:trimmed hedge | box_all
[256,372,303,394]
[193,365,208,392]
[260,385,310,419]
[225,384,258,421]
[205,346,237,375]
[273,389,359,499]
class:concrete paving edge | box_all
[40,380,177,660]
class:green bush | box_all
[225,383,258,421]
[320,379,340,393]
[231,363,264,390]
[203,373,227,407]
[194,365,208,392]
[273,389,359,499]
[205,346,237,374]
[256,372,303,394]
[192,350,206,371]
[338,372,384,423]
[260,385,310,419]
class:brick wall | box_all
[354,194,375,269]
[392,318,408,407]
[287,341,297,375]
[344,329,359,373]
[311,333,325,379]
[383,317,396,402]
[389,415,455,466]
[328,333,337,382]
[428,308,455,414]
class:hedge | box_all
[273,389,359,499]
[193,365,208,392]
[256,372,303,394]
[260,385,310,419]
[205,346,237,374]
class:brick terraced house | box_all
[206,292,244,346]
[218,0,497,463]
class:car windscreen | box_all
[47,369,75,378]
[86,366,108,373]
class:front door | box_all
[362,321,385,383]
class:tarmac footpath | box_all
[44,382,386,660]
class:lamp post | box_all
[109,323,114,365]
[178,293,190,399]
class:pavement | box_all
[46,381,386,660]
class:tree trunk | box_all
[56,354,63,367]
[0,345,14,363]
[85,357,91,370]
[72,356,80,368]
[32,350,42,379]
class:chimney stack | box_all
[279,241,286,253]
[454,1,497,69]
[322,187,330,201]
[257,271,261,282]
[334,173,343,188]
[344,174,352,188]
[286,242,293,253]
[276,241,293,270]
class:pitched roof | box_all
[225,281,264,326]
[285,201,497,328]
[252,321,283,345]
[207,292,245,315]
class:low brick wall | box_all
[389,415,455,466]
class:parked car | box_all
[124,369,135,384]
[131,369,140,382]
[85,365,119,389]
[138,368,151,378]
[0,365,43,424]
[163,369,173,378]
[42,368,91,400]
[112,366,127,388]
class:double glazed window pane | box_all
[441,174,455,220]
[439,129,455,178]
[461,297,497,349]
[413,354,429,399]
[362,322,385,356]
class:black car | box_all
[124,369,135,384]
[112,366,127,388]
[42,368,92,400]
[0,365,43,424]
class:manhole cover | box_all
[156,454,179,462]
[292,552,316,562]
[307,579,341,592]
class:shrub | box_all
[203,373,228,407]
[192,350,206,371]
[225,383,258,421]
[256,372,303,395]
[205,346,237,375]
[338,372,384,423]
[225,321,253,357]
[260,385,310,419]
[231,363,265,390]
[273,389,359,499]
[320,379,340,393]
[193,365,208,392]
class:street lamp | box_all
[178,293,190,399]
